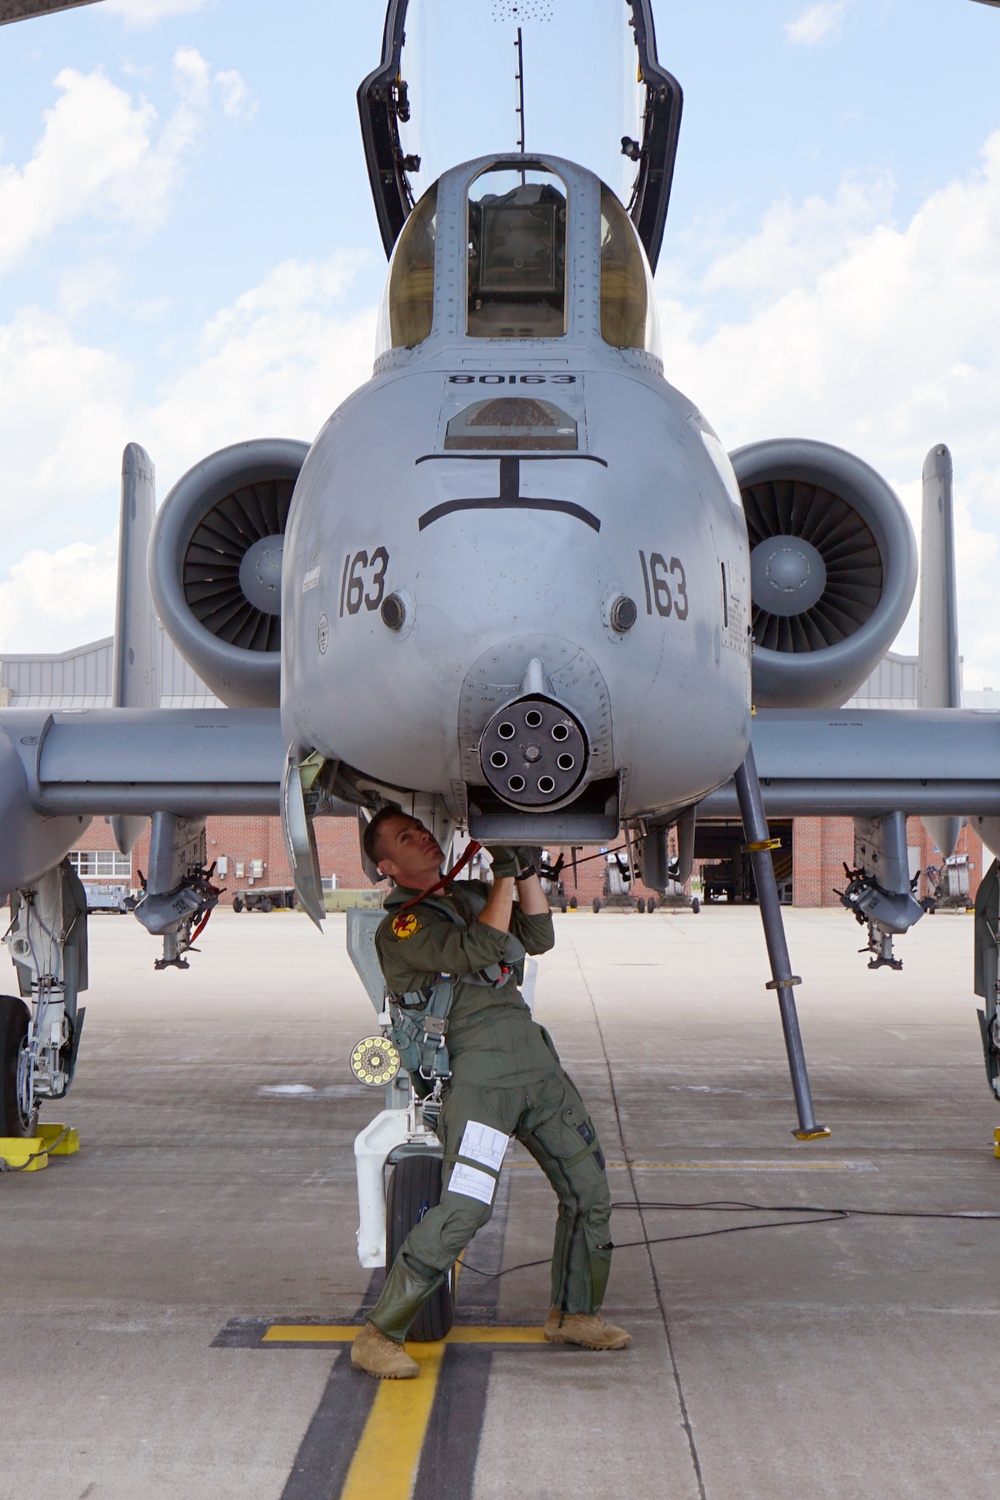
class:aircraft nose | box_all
[479,696,588,807]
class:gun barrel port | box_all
[479,695,589,808]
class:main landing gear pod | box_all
[479,695,588,808]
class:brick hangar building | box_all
[0,632,990,910]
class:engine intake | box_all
[731,438,917,709]
[149,439,309,707]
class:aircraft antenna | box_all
[515,25,526,182]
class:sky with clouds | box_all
[0,0,999,686]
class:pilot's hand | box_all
[484,845,519,879]
[514,846,543,876]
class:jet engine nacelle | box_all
[149,439,309,707]
[732,438,917,709]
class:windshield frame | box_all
[358,0,682,270]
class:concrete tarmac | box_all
[1,904,997,1500]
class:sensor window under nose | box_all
[479,695,588,808]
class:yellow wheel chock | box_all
[0,1124,79,1173]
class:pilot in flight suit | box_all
[350,807,630,1379]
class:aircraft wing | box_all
[0,707,286,819]
[0,0,100,23]
[0,706,361,897]
[700,708,1000,819]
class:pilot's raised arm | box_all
[351,806,629,1380]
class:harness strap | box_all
[560,1137,603,1170]
[442,1152,503,1180]
[389,977,455,1080]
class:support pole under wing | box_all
[734,745,828,1140]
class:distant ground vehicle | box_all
[590,853,698,914]
[926,855,972,910]
[81,882,134,914]
[231,886,297,913]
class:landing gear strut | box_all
[2,859,89,1135]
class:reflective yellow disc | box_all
[350,1035,401,1087]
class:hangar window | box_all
[377,183,438,352]
[599,184,660,355]
[467,167,567,339]
[68,850,132,879]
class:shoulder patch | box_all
[391,912,421,940]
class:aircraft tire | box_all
[385,1154,454,1342]
[0,994,32,1138]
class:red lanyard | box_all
[395,840,482,915]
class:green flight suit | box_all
[367,879,613,1343]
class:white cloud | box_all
[215,69,257,122]
[0,68,159,275]
[0,255,377,651]
[103,0,212,26]
[701,173,894,298]
[0,307,136,526]
[657,129,1000,679]
[57,255,122,318]
[144,254,377,471]
[786,2,846,47]
[0,51,253,280]
[0,535,118,656]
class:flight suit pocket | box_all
[566,1111,605,1171]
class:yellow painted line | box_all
[340,1341,445,1500]
[262,1324,546,1344]
[263,1325,361,1342]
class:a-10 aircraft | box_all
[3,0,1000,1182]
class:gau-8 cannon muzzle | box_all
[479,696,588,808]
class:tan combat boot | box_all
[351,1320,419,1378]
[544,1308,631,1350]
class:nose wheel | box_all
[0,995,34,1138]
[385,1154,455,1341]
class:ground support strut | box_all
[734,745,829,1139]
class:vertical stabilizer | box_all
[111,443,158,855]
[919,443,963,859]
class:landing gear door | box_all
[282,750,326,930]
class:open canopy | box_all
[358,0,682,273]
